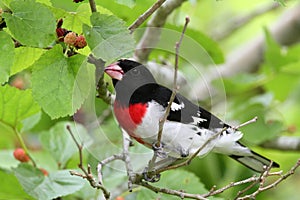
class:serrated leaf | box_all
[13,163,85,199]
[40,122,90,168]
[83,13,135,62]
[3,0,56,48]
[62,3,112,34]
[31,45,93,119]
[137,170,209,200]
[0,31,14,83]
[0,85,40,130]
[10,47,45,75]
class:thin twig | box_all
[203,175,258,198]
[157,127,227,174]
[237,159,300,200]
[66,125,111,199]
[121,129,135,191]
[156,16,190,148]
[139,181,208,200]
[97,154,123,184]
[88,0,97,12]
[234,116,258,130]
[135,0,187,62]
[128,0,167,33]
[145,17,190,176]
[87,54,112,104]
[15,129,37,167]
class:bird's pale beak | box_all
[104,62,124,80]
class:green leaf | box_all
[0,150,19,171]
[83,13,135,62]
[231,93,283,144]
[3,0,56,48]
[0,170,34,199]
[137,170,210,200]
[264,63,300,101]
[166,24,224,65]
[0,31,14,83]
[223,73,266,94]
[0,85,40,130]
[13,163,85,199]
[274,0,286,6]
[61,3,112,34]
[31,45,93,119]
[40,121,90,168]
[263,28,283,72]
[10,47,45,75]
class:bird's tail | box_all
[229,150,280,172]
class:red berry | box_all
[64,32,77,46]
[11,77,25,89]
[115,197,124,200]
[74,35,87,49]
[13,148,30,162]
[39,168,49,176]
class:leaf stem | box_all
[15,129,37,167]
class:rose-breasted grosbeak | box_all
[105,59,279,172]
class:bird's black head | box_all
[105,59,157,104]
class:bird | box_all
[104,59,279,173]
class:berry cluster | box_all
[56,19,87,49]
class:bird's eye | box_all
[130,68,140,76]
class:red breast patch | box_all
[114,101,147,134]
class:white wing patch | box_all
[191,116,207,125]
[170,102,185,111]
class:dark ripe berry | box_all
[73,0,84,3]
[13,148,30,162]
[39,168,49,176]
[74,35,87,49]
[57,18,63,28]
[56,28,69,42]
[64,32,77,46]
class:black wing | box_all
[135,84,227,130]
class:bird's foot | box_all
[152,142,167,158]
[142,167,161,182]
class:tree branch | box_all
[87,54,112,104]
[128,0,167,33]
[67,125,110,199]
[156,16,189,148]
[212,2,280,41]
[236,159,300,200]
[134,0,188,62]
[88,0,97,13]
[192,3,300,100]
[261,136,300,151]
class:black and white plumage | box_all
[104,59,279,172]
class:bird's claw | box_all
[143,168,161,182]
[152,142,167,158]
